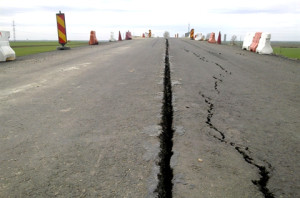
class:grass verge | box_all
[10,41,88,57]
[273,47,300,59]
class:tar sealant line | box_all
[155,39,174,198]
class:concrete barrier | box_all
[126,31,132,40]
[195,33,203,41]
[89,31,98,45]
[242,32,255,50]
[0,31,16,62]
[206,33,211,41]
[208,32,216,43]
[242,32,273,54]
[256,33,273,54]
[109,32,116,42]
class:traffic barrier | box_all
[256,33,273,54]
[250,32,262,52]
[208,32,216,43]
[198,34,205,41]
[109,32,116,42]
[195,33,203,41]
[118,31,122,41]
[190,29,194,40]
[56,11,70,50]
[217,31,221,44]
[89,31,98,45]
[242,32,255,50]
[0,31,16,62]
[206,33,211,41]
[126,31,132,40]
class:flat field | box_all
[270,41,300,59]
[10,41,88,57]
[273,47,300,59]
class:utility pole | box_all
[12,20,16,41]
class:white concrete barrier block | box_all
[256,33,273,54]
[195,33,203,41]
[109,32,116,42]
[242,32,255,50]
[0,31,16,62]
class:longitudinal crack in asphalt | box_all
[200,89,274,198]
[182,41,274,197]
[199,60,274,198]
[201,93,225,141]
[235,147,274,198]
[155,39,174,198]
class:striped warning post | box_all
[56,11,67,46]
[190,29,194,40]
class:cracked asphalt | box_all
[171,39,300,198]
[0,38,299,197]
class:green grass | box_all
[10,41,88,57]
[273,47,300,59]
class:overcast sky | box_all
[1,0,299,41]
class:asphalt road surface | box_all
[0,38,299,198]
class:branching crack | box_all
[235,147,274,198]
[201,93,225,141]
[181,41,273,197]
[199,64,274,197]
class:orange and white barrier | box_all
[208,32,216,43]
[126,31,132,40]
[89,31,98,45]
[0,31,15,62]
[243,32,273,54]
[250,32,262,52]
